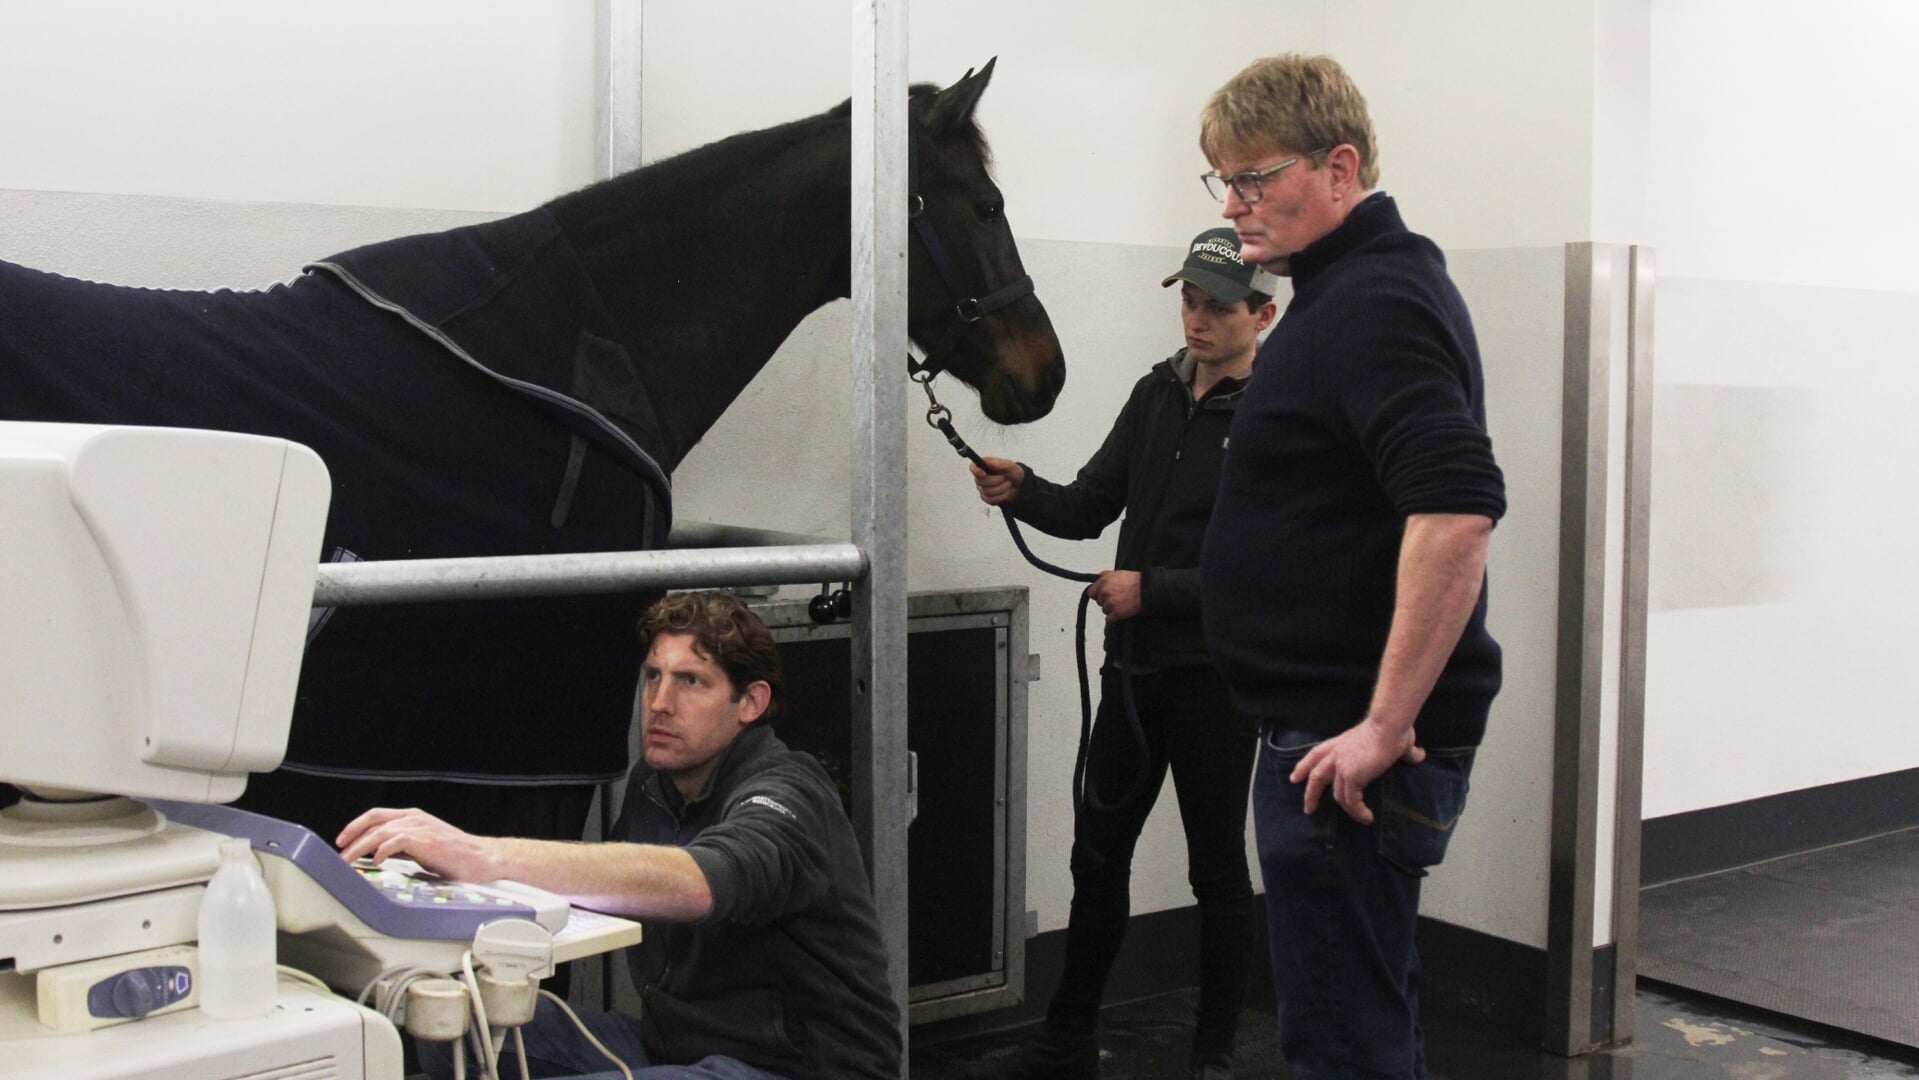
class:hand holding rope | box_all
[915,364,1152,813]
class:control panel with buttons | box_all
[143,800,569,941]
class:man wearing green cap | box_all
[969,229,1276,1079]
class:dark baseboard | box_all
[1642,766,1919,886]
[1419,917,1549,1040]
[912,903,1265,1045]
[913,902,1592,1049]
[1418,919,1623,1045]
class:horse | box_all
[0,60,1063,844]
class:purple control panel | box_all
[143,799,539,941]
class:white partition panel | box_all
[1426,246,1567,951]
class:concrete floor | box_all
[909,982,1919,1079]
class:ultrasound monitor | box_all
[0,426,406,1080]
[0,421,330,808]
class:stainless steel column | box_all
[1543,242,1655,1054]
[1608,245,1655,1043]
[1545,242,1613,1055]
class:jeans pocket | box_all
[1377,747,1476,877]
[1261,727,1323,758]
[1254,729,1334,853]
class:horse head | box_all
[547,62,1065,462]
[907,60,1064,424]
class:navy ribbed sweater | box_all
[1198,194,1506,748]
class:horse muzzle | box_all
[978,337,1064,424]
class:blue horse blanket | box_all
[1,209,670,785]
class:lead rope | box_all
[913,369,1152,814]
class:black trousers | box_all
[1048,663,1259,1056]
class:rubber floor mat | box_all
[1639,827,1919,1049]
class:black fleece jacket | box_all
[1199,193,1506,748]
[612,723,900,1080]
[1008,349,1244,669]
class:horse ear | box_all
[927,57,997,132]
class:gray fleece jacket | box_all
[612,723,900,1080]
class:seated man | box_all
[336,591,901,1080]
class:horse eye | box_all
[977,202,1003,224]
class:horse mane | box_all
[548,81,993,261]
[540,98,866,467]
[676,111,845,188]
[538,81,1006,467]
[545,106,845,227]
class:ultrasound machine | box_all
[0,422,641,1079]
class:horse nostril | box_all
[1043,358,1066,397]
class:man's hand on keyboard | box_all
[337,807,503,883]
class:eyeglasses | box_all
[1201,149,1330,204]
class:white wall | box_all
[1325,0,1598,249]
[2,0,1621,956]
[0,0,595,211]
[1641,1,1919,817]
[1650,2,1919,294]
[639,3,1326,251]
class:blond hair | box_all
[1200,53,1380,190]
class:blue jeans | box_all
[416,996,792,1080]
[1253,728,1476,1080]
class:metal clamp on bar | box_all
[312,544,868,607]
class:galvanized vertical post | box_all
[850,0,912,1065]
[593,0,644,180]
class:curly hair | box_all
[1200,53,1380,190]
[638,591,784,720]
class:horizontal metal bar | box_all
[666,519,840,549]
[312,544,867,607]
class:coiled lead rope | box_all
[915,369,1152,814]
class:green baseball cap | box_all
[1160,227,1277,303]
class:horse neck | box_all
[550,115,854,468]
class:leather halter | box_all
[905,141,1035,381]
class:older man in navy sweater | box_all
[1196,55,1506,1079]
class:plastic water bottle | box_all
[196,837,277,1018]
